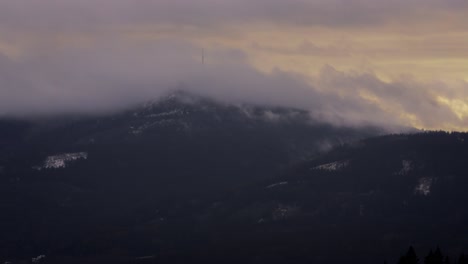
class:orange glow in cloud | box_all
[2,0,468,130]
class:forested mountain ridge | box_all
[0,92,383,264]
[233,131,468,263]
[0,93,466,264]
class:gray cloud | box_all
[1,1,468,130]
[1,37,465,130]
[251,41,352,57]
[0,0,467,33]
[315,66,467,128]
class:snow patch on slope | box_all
[266,181,288,189]
[130,119,190,135]
[396,160,413,175]
[272,204,300,221]
[313,160,350,171]
[414,177,433,196]
[34,152,88,170]
[145,109,186,118]
[130,109,190,135]
[32,255,46,263]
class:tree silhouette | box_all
[425,247,444,264]
[459,254,468,264]
[425,250,434,264]
[399,246,419,264]
[443,256,450,264]
[433,248,444,264]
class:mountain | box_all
[222,132,468,263]
[5,93,464,264]
[0,92,382,264]
[8,93,468,263]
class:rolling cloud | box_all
[0,0,467,130]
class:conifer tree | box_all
[443,256,450,264]
[425,250,435,264]
[433,247,444,264]
[399,246,419,264]
[459,254,468,264]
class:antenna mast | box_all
[202,48,205,65]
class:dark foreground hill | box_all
[2,93,466,263]
[228,131,468,263]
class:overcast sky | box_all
[1,0,468,130]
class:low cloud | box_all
[1,1,468,130]
[1,37,466,130]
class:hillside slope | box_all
[0,92,382,263]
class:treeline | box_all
[396,246,468,264]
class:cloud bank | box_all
[1,38,466,130]
[0,1,468,131]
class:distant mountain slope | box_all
[222,132,468,263]
[0,92,383,263]
[1,92,382,190]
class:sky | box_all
[1,0,468,130]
